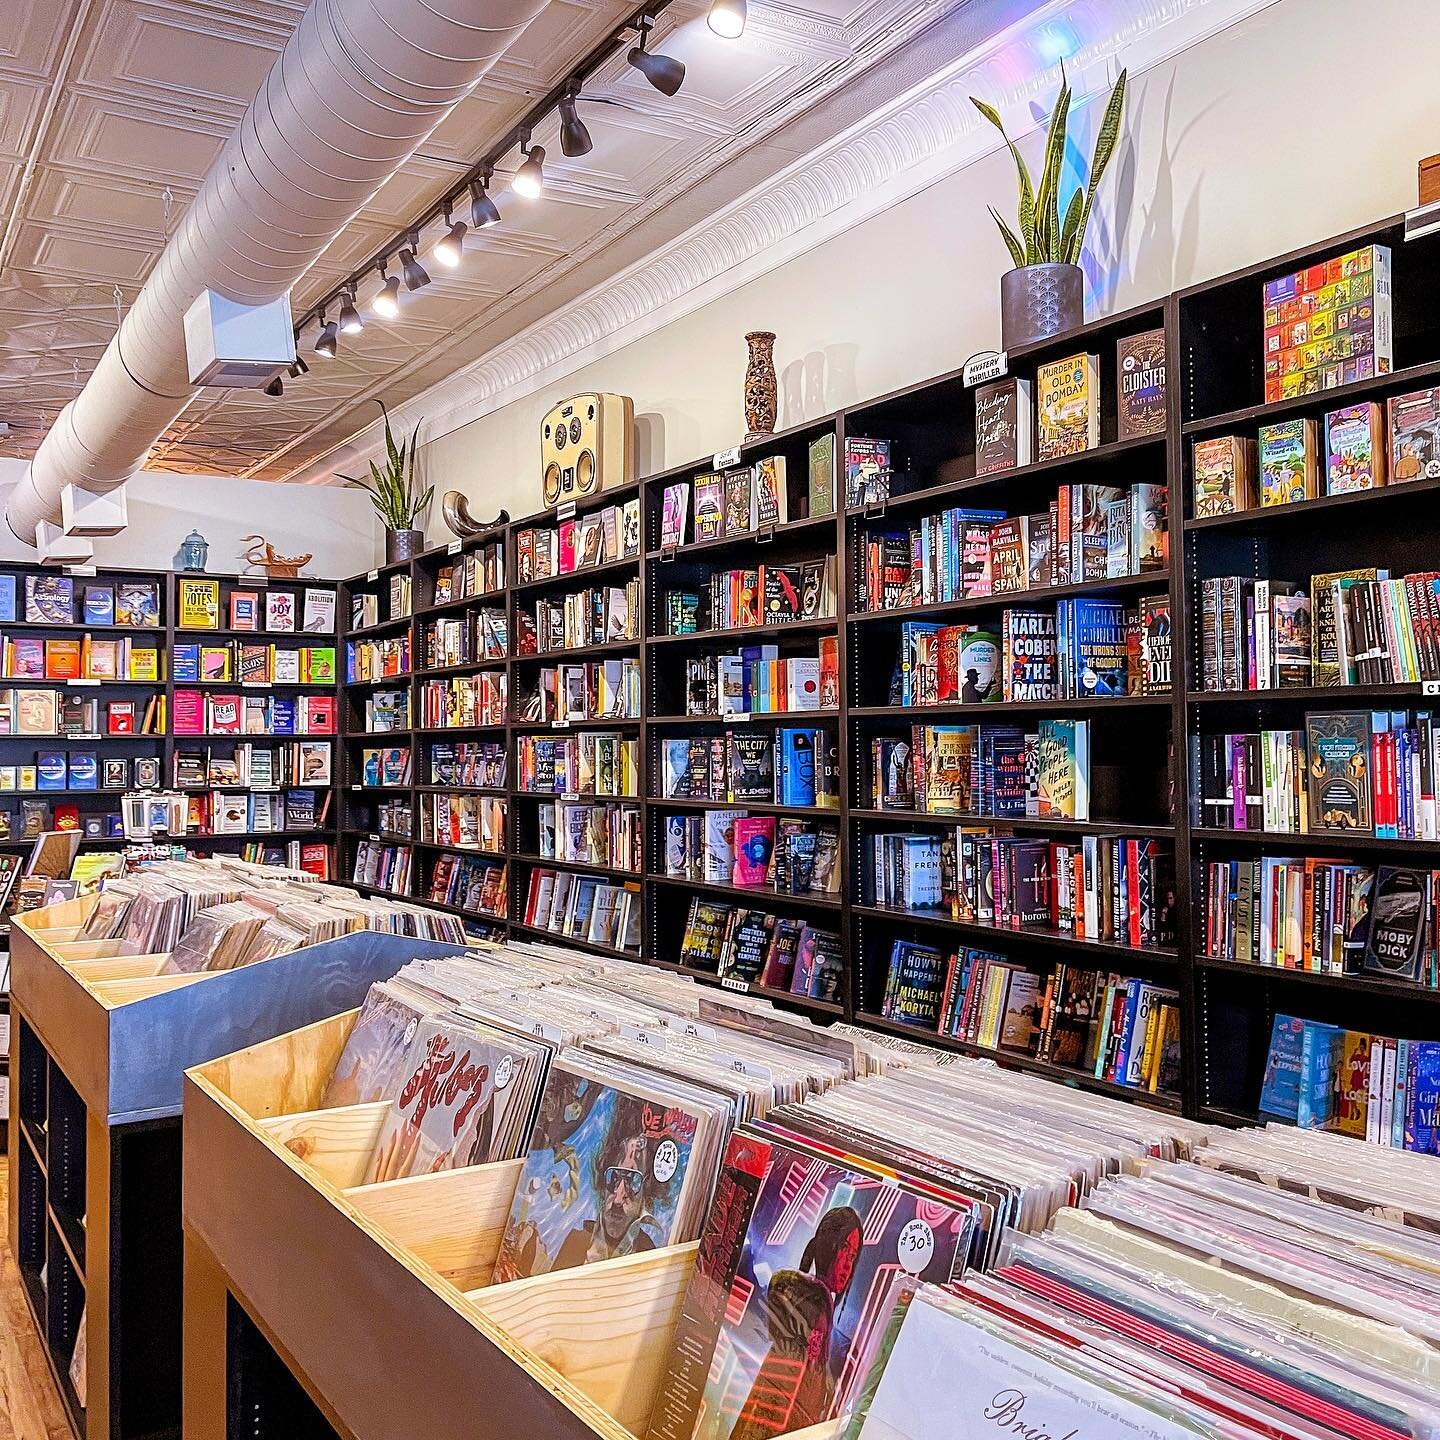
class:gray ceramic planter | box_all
[1000,262,1084,350]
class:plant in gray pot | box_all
[972,66,1127,351]
[342,401,433,564]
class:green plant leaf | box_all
[972,96,1035,259]
[1058,186,1085,265]
[1072,68,1127,266]
[1032,78,1070,263]
[988,206,1026,268]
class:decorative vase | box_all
[743,331,778,441]
[999,263,1084,351]
[385,528,423,564]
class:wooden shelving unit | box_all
[326,212,1440,1126]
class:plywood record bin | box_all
[6,895,461,1440]
[183,1003,840,1440]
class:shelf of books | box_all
[1178,212,1440,1134]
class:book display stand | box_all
[5,894,463,1440]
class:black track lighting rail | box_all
[292,0,677,341]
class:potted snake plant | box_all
[342,401,433,564]
[972,66,1127,350]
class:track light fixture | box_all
[289,355,308,379]
[628,18,685,95]
[558,84,593,159]
[338,288,363,334]
[470,175,501,229]
[265,375,283,398]
[314,310,338,359]
[707,0,745,37]
[373,265,401,319]
[432,207,468,268]
[399,235,431,291]
[513,136,545,199]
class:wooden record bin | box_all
[183,1011,843,1440]
[6,898,458,1440]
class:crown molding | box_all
[284,0,1279,486]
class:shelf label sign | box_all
[714,446,743,469]
[556,500,577,521]
[962,349,1007,387]
[1424,681,1440,696]
[446,539,463,555]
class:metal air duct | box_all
[6,0,548,546]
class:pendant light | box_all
[628,19,685,95]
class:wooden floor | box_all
[0,1159,71,1440]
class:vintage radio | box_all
[540,392,634,507]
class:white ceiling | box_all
[0,0,984,481]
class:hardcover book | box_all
[115,581,160,627]
[83,585,115,626]
[844,437,891,508]
[1361,866,1428,982]
[973,377,1032,475]
[1324,401,1386,494]
[661,483,690,548]
[1035,352,1099,459]
[723,468,754,535]
[1115,327,1166,440]
[1035,717,1088,820]
[1258,417,1318,505]
[807,433,836,517]
[753,456,787,527]
[25,575,74,624]
[1139,595,1171,694]
[1192,435,1256,517]
[178,578,220,629]
[1310,566,1378,687]
[1389,386,1440,483]
[1304,710,1373,833]
[693,473,725,541]
[1002,610,1057,701]
[732,816,776,887]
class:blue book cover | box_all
[1406,1041,1440,1154]
[36,751,67,791]
[0,574,16,623]
[1393,1037,1410,1148]
[83,585,115,627]
[1297,1020,1343,1129]
[1259,1014,1304,1120]
[777,729,816,806]
[172,644,200,683]
[1066,598,1128,696]
[1110,980,1143,1082]
[271,698,296,734]
[68,752,98,790]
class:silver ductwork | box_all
[6,0,548,545]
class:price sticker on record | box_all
[896,1217,935,1274]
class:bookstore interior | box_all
[4,0,1440,1438]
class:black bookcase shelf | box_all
[325,213,1440,1131]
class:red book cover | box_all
[299,843,330,879]
[1126,839,1141,947]
[303,694,337,734]
[209,693,242,734]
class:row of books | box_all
[884,829,1177,947]
[427,740,505,788]
[889,599,1161,705]
[358,745,411,786]
[682,640,838,716]
[427,851,506,917]
[174,788,327,836]
[519,659,639,724]
[346,634,410,682]
[515,733,639,798]
[662,557,836,634]
[417,793,505,853]
[350,573,411,630]
[658,455,796,546]
[0,690,163,736]
[882,940,1181,1091]
[1204,856,1437,984]
[417,672,505,729]
[178,580,334,634]
[433,542,505,603]
[173,742,323,791]
[520,866,640,951]
[659,729,839,808]
[859,482,1166,610]
[517,500,640,579]
[0,799,124,840]
[519,582,638,654]
[1,634,161,682]
[1,749,153,792]
[1194,388,1436,517]
[973,334,1166,477]
[372,797,411,837]
[173,640,335,685]
[232,840,331,876]
[538,798,641,870]
[1,574,160,628]
[352,840,411,894]
[1260,1013,1438,1148]
[1193,709,1440,838]
[679,896,843,998]
[172,691,336,737]
[870,718,1091,820]
[365,686,411,734]
[418,609,506,668]
[664,812,840,896]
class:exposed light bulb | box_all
[338,289,363,334]
[432,217,467,268]
[470,180,501,229]
[373,270,401,319]
[314,317,338,359]
[513,144,545,200]
[708,0,745,38]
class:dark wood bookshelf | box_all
[322,213,1440,1136]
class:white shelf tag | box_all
[714,446,742,469]
[446,540,463,555]
[962,349,1008,386]
[367,569,379,582]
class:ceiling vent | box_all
[184,291,296,389]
